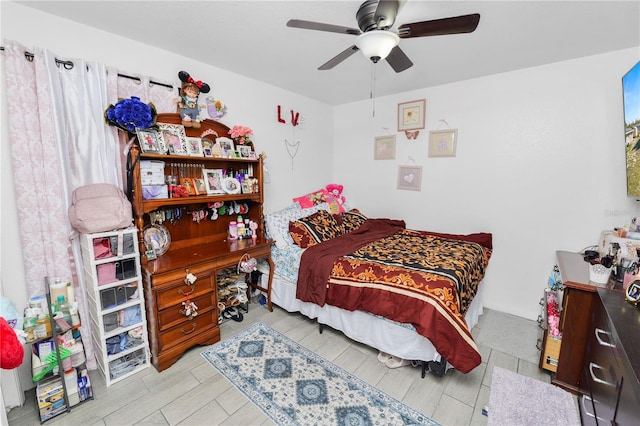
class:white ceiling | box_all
[16,1,640,106]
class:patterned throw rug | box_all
[201,322,438,426]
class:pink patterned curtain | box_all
[4,40,177,370]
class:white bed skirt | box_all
[263,274,485,363]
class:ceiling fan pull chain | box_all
[285,139,300,171]
[370,61,376,117]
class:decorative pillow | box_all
[293,187,346,213]
[289,210,343,248]
[265,203,301,249]
[339,209,368,234]
[265,203,331,249]
[293,188,330,208]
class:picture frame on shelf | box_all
[428,129,458,157]
[158,123,188,156]
[216,137,235,158]
[626,279,640,305]
[397,99,426,132]
[193,178,207,195]
[397,165,423,191]
[237,145,252,158]
[180,178,196,195]
[201,137,213,157]
[203,169,225,195]
[374,135,396,160]
[136,129,165,154]
[186,137,204,157]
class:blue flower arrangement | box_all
[104,96,157,133]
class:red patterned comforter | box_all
[296,218,492,373]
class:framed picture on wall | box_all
[397,99,426,131]
[428,129,458,157]
[374,135,396,160]
[397,165,423,191]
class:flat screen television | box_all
[624,60,640,199]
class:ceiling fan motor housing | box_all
[357,0,396,32]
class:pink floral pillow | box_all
[293,188,345,213]
[293,189,330,208]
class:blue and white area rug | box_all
[201,321,438,426]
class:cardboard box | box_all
[541,334,561,373]
[142,185,168,200]
[140,161,166,185]
[37,376,67,421]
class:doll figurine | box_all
[176,71,210,128]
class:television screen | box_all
[624,60,640,199]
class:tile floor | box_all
[6,306,579,425]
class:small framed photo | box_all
[397,99,426,131]
[158,123,188,156]
[203,168,225,195]
[136,129,165,154]
[180,178,196,195]
[202,137,223,158]
[186,137,204,157]
[237,145,252,159]
[216,137,235,158]
[397,165,423,191]
[626,279,640,305]
[428,129,458,157]
[193,178,207,195]
[374,135,396,160]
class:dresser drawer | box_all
[157,292,215,331]
[155,275,215,310]
[159,311,217,350]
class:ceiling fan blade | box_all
[287,19,361,36]
[373,0,400,29]
[318,45,360,70]
[386,46,413,73]
[398,13,480,38]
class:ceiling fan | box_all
[287,0,480,73]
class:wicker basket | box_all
[589,264,612,284]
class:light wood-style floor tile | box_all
[8,307,570,426]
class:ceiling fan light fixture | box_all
[355,30,399,63]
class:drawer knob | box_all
[594,328,615,348]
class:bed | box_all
[262,203,492,375]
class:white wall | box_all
[1,1,333,394]
[334,48,640,320]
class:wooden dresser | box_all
[580,288,640,424]
[140,239,273,371]
[129,114,274,371]
[542,251,640,424]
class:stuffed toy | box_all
[176,71,211,129]
[325,184,346,210]
[0,316,24,370]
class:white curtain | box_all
[4,39,176,371]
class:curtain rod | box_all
[0,46,175,89]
